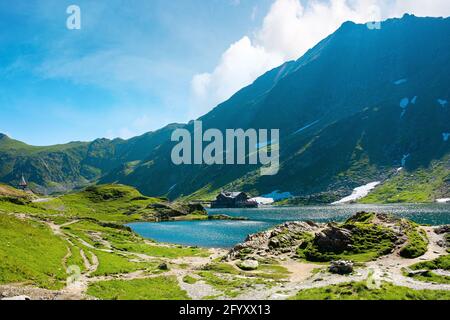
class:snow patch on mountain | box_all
[436,198,450,203]
[438,99,448,106]
[332,182,381,204]
[443,133,450,142]
[411,96,418,104]
[250,197,274,205]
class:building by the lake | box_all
[210,192,258,209]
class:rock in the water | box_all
[329,260,354,274]
[237,260,259,271]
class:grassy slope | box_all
[33,184,168,223]
[0,214,67,289]
[361,160,450,203]
[0,184,209,293]
[87,276,190,300]
[290,281,450,300]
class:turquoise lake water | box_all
[128,203,450,249]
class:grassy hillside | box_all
[361,159,450,203]
[290,281,450,300]
[0,214,68,289]
[0,184,209,296]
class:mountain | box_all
[1,14,449,202]
[0,125,182,194]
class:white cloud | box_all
[190,0,450,118]
[190,36,283,116]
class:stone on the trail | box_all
[329,260,354,274]
[237,260,259,271]
[1,295,31,300]
[158,262,169,270]
[434,225,450,235]
[406,269,429,276]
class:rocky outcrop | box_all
[226,212,413,263]
[225,221,321,261]
[435,225,450,248]
[314,224,353,253]
[148,202,207,221]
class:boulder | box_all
[237,260,259,271]
[329,260,354,274]
[434,225,450,235]
[158,263,169,271]
[315,225,353,253]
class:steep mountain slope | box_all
[1,15,449,202]
[101,14,450,201]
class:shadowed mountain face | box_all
[1,15,449,201]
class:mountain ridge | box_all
[1,14,449,202]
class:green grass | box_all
[87,276,190,300]
[55,184,162,223]
[406,255,450,284]
[360,162,450,204]
[196,262,286,297]
[63,219,209,258]
[65,244,86,273]
[0,214,68,289]
[110,241,209,258]
[196,270,268,298]
[290,281,450,300]
[91,250,158,277]
[182,275,198,284]
[399,221,428,258]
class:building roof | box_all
[219,192,246,199]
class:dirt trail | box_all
[366,226,450,291]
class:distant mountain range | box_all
[1,14,449,203]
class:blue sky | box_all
[0,0,272,145]
[1,0,449,145]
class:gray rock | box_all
[158,263,169,270]
[329,260,354,274]
[315,225,353,253]
[237,260,259,271]
[434,225,450,235]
